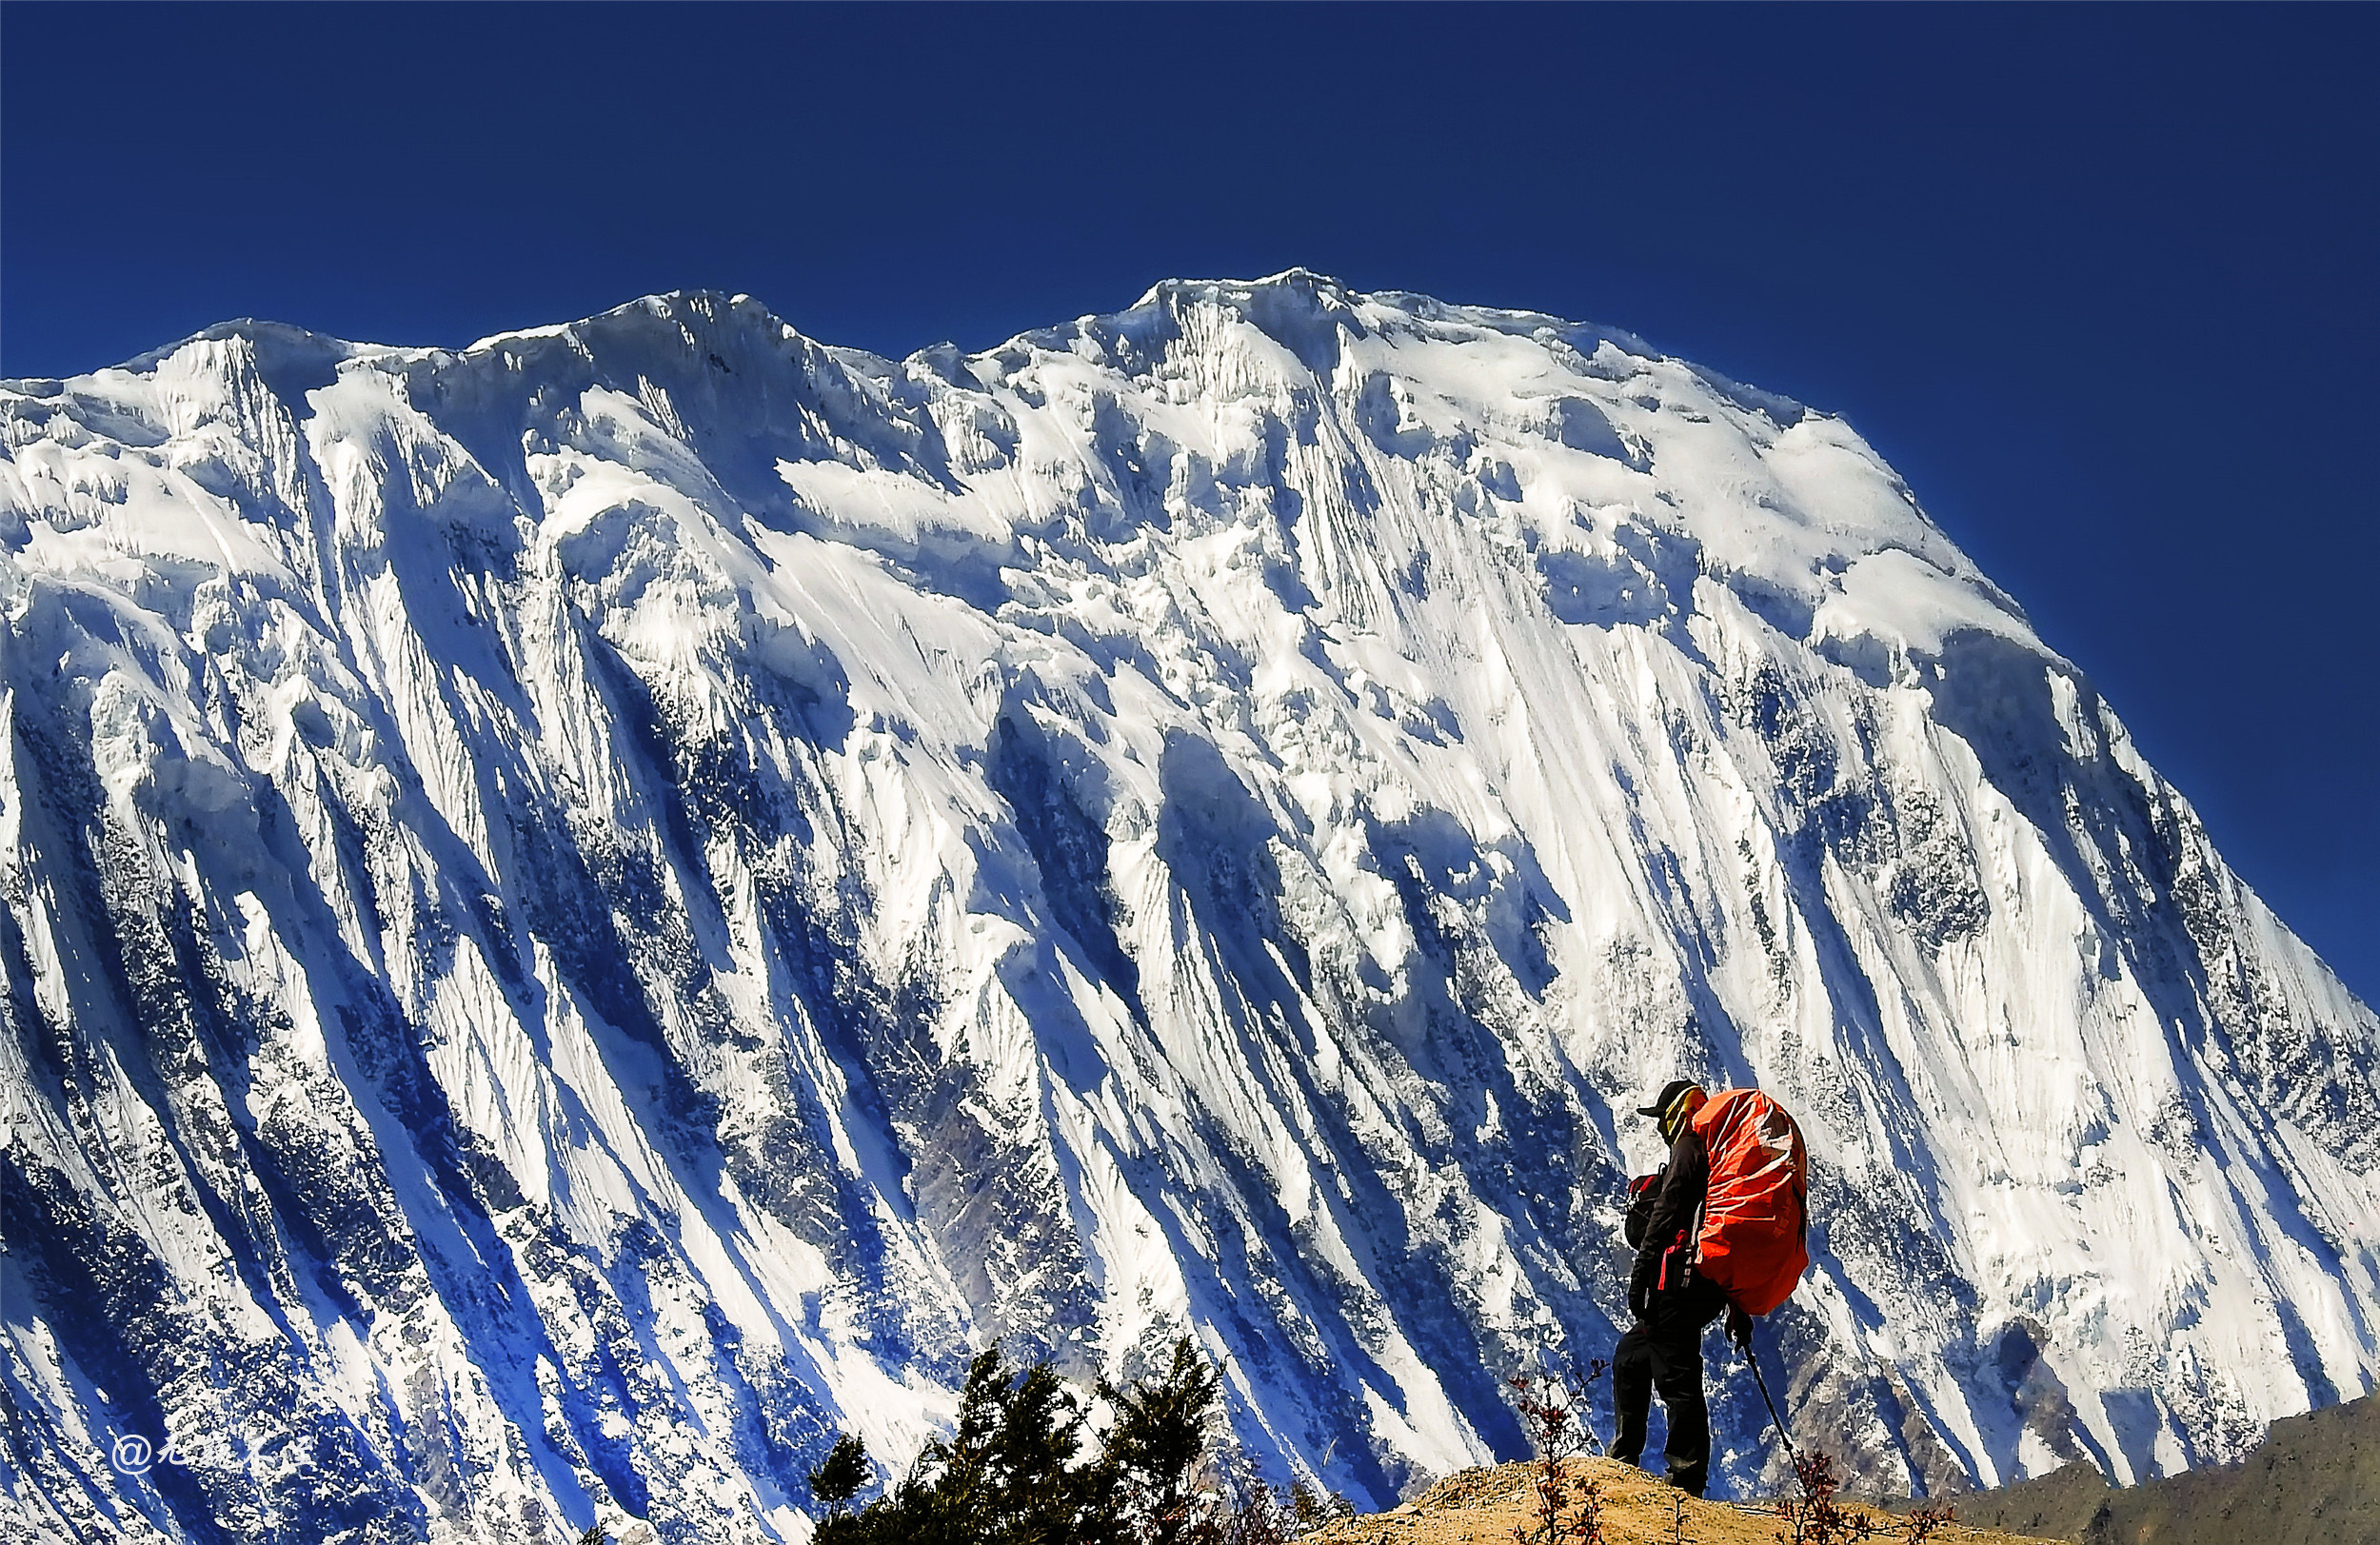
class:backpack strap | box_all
[1656,1222,1696,1292]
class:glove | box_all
[1727,1306,1754,1349]
[1628,1257,1656,1320]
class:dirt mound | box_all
[1303,1456,2064,1545]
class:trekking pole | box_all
[1737,1329,1807,1489]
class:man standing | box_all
[1612,1079,1752,1496]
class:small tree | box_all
[808,1433,871,1518]
[1899,1499,1955,1543]
[1772,1451,1874,1545]
[1508,1373,1603,1545]
[1665,1489,1696,1545]
[1201,1459,1294,1545]
[1199,1441,1324,1545]
[1100,1337,1224,1545]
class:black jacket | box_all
[1628,1121,1709,1317]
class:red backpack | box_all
[1690,1088,1810,1316]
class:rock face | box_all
[1,274,2374,1544]
[1945,1389,2380,1544]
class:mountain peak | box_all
[4,279,2374,1545]
[463,287,810,357]
[1131,265,1351,307]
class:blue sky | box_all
[6,3,2373,1001]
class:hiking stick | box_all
[1738,1330,1807,1485]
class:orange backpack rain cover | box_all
[1690,1088,1809,1316]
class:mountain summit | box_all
[4,276,2374,1544]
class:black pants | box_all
[1611,1277,1728,1495]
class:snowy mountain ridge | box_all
[2,272,2375,1544]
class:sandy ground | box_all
[1302,1457,2064,1545]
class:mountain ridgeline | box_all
[2,274,2375,1544]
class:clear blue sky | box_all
[6,3,2373,1002]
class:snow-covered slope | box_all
[3,274,2374,1544]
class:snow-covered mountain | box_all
[3,273,2374,1544]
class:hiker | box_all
[1612,1079,1753,1496]
[1612,1077,1812,1496]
